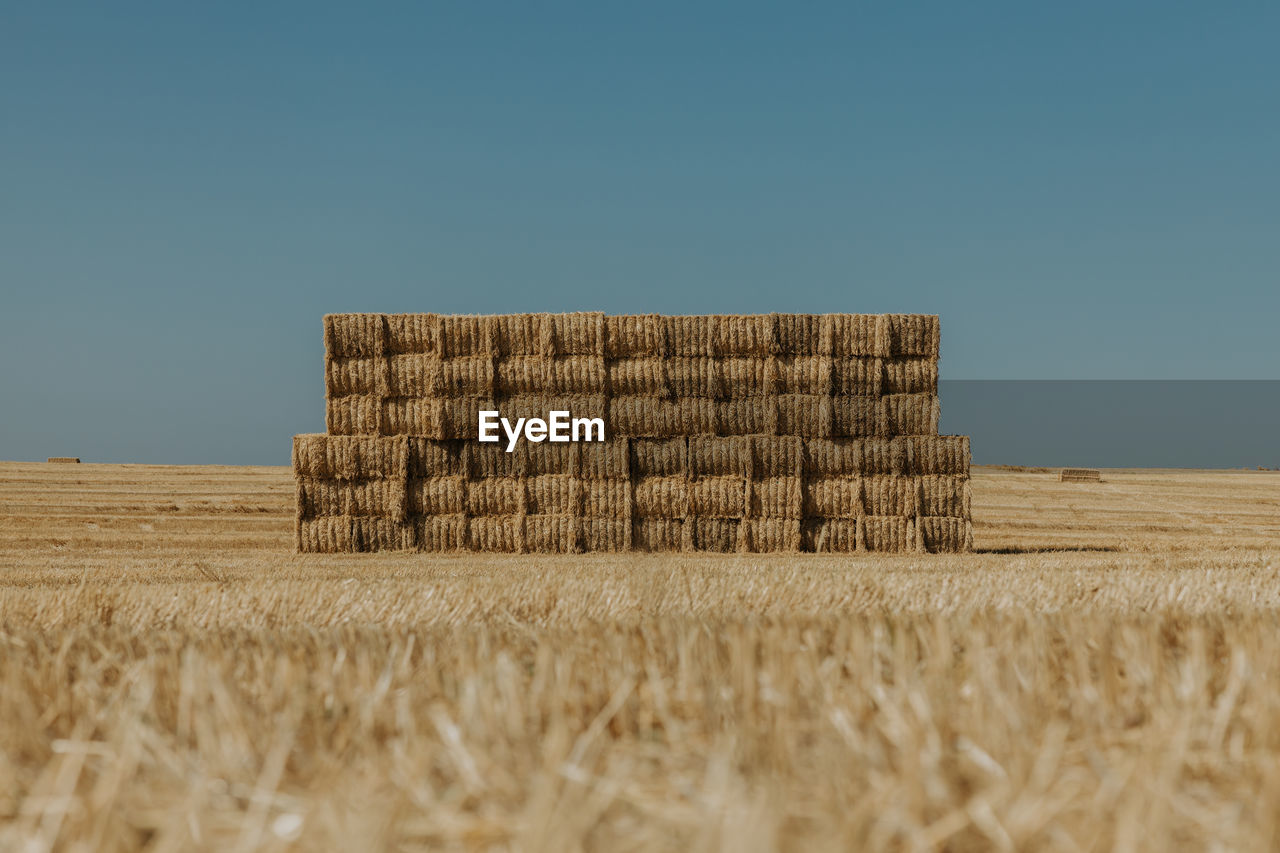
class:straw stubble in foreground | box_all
[2,462,1280,851]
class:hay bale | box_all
[578,438,630,479]
[707,315,774,356]
[883,394,940,436]
[408,439,467,478]
[323,314,384,358]
[467,517,522,552]
[325,356,375,396]
[604,314,664,357]
[832,396,886,438]
[832,357,882,396]
[409,477,465,515]
[416,515,467,552]
[296,478,407,519]
[297,517,352,553]
[800,518,858,552]
[882,357,938,395]
[776,394,831,437]
[525,475,573,515]
[1060,468,1102,482]
[580,518,628,552]
[467,443,521,478]
[716,399,770,435]
[465,477,521,516]
[606,357,667,396]
[629,439,687,477]
[861,476,917,517]
[691,518,739,552]
[664,316,717,357]
[745,518,801,552]
[384,313,440,355]
[689,477,747,517]
[917,475,970,517]
[632,476,687,517]
[802,476,861,518]
[607,397,716,438]
[903,436,971,476]
[633,518,684,551]
[292,435,407,481]
[325,395,379,436]
[46,457,80,464]
[689,436,748,477]
[523,514,574,553]
[547,312,606,356]
[918,516,971,553]
[583,480,629,519]
[885,315,940,357]
[350,517,416,551]
[750,435,803,477]
[863,515,914,552]
[495,356,606,394]
[749,477,802,519]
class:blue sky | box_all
[2,2,1277,463]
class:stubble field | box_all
[2,461,1279,851]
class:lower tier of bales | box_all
[296,513,971,554]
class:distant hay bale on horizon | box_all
[47,457,81,464]
[1060,468,1102,483]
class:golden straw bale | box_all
[832,396,887,438]
[689,436,748,477]
[776,394,831,438]
[745,518,801,552]
[325,395,379,436]
[629,438,687,477]
[605,357,666,396]
[545,312,605,355]
[495,356,606,395]
[467,443,522,478]
[882,356,939,395]
[689,477,747,517]
[323,314,383,358]
[750,435,803,478]
[46,457,81,463]
[297,517,351,553]
[604,314,663,357]
[800,518,858,553]
[607,397,716,438]
[407,439,467,478]
[917,475,970,517]
[292,434,407,481]
[582,480,629,519]
[828,315,887,358]
[437,315,501,357]
[581,519,628,552]
[325,357,376,396]
[802,476,861,518]
[862,515,914,552]
[409,476,465,515]
[467,517,522,552]
[385,313,441,355]
[918,516,971,553]
[663,316,716,357]
[715,399,770,435]
[632,476,688,518]
[521,443,573,477]
[861,476,917,517]
[883,394,940,436]
[525,475,573,515]
[465,477,521,516]
[708,315,773,356]
[296,478,406,519]
[523,514,574,553]
[773,314,824,355]
[493,314,545,356]
[903,435,971,475]
[832,357,882,396]
[350,517,416,552]
[415,515,467,552]
[578,438,629,479]
[750,477,802,519]
[692,518,739,552]
[633,518,684,551]
[885,314,940,357]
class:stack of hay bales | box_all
[293,313,971,553]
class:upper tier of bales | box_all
[324,313,940,359]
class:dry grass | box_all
[2,462,1280,850]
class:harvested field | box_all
[2,461,1280,850]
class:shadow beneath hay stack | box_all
[972,545,1121,554]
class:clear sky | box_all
[2,2,1277,463]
